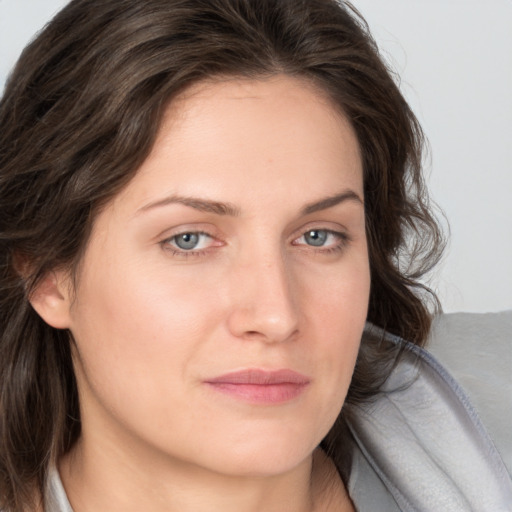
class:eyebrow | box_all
[137,195,241,216]
[300,190,363,215]
[136,189,363,217]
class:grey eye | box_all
[304,230,328,247]
[174,232,200,250]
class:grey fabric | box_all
[45,466,73,512]
[345,334,512,511]
[347,443,401,511]
[427,311,512,476]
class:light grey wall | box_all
[0,0,69,88]
[354,0,512,313]
[1,0,511,313]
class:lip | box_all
[204,369,310,404]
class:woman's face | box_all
[52,75,370,477]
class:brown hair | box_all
[0,0,443,508]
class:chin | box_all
[210,447,313,478]
[191,424,326,478]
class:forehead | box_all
[112,74,363,213]
[169,74,343,120]
[163,75,351,149]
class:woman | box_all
[0,1,510,511]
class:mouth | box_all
[204,369,310,404]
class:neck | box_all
[59,437,351,512]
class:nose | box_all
[226,251,300,344]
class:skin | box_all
[32,75,369,512]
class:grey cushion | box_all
[427,311,512,475]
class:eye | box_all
[296,229,343,248]
[293,229,349,252]
[165,231,213,251]
[303,229,329,247]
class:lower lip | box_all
[205,382,309,404]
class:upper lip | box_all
[205,369,310,385]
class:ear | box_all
[29,270,73,329]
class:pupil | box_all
[176,233,199,250]
[305,230,327,247]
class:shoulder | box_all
[344,314,512,511]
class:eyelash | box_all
[160,228,351,259]
[292,229,350,254]
[160,231,215,259]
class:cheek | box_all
[300,252,370,388]
[301,249,370,333]
[68,255,226,404]
[67,259,231,457]
[75,249,221,334]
